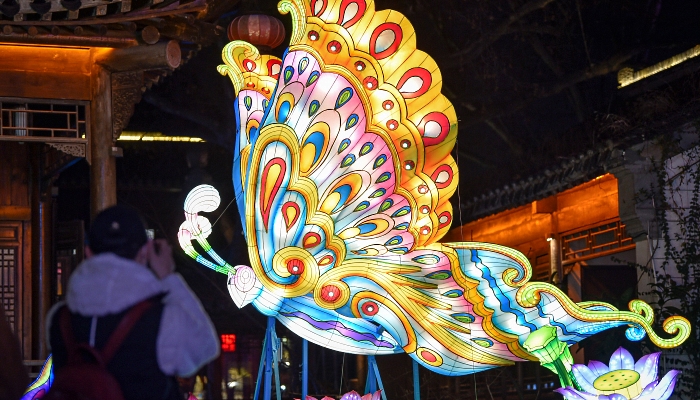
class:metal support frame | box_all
[412,360,420,400]
[301,339,309,400]
[255,332,405,400]
[363,356,387,400]
[254,317,282,400]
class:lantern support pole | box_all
[412,359,420,400]
[273,334,282,400]
[301,339,308,400]
[364,357,374,394]
[254,317,282,400]
[364,356,387,400]
[253,330,267,400]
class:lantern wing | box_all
[221,1,460,314]
[218,42,283,230]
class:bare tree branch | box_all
[142,91,228,136]
[484,119,523,155]
[451,0,558,60]
[550,48,640,93]
[507,24,560,36]
[459,48,642,126]
[527,33,586,122]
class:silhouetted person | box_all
[47,205,219,400]
[0,306,29,400]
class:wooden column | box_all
[29,144,51,360]
[356,354,366,393]
[89,57,116,217]
[549,235,562,286]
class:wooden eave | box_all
[0,0,233,47]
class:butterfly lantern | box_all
[179,0,690,376]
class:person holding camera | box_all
[46,205,219,400]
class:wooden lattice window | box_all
[532,253,551,282]
[0,246,17,331]
[0,97,88,141]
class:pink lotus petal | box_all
[554,387,598,400]
[607,394,628,400]
[339,391,362,400]
[643,369,680,400]
[587,360,609,376]
[634,352,660,388]
[360,391,381,400]
[609,347,635,371]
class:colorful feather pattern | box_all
[179,0,691,376]
[21,355,53,400]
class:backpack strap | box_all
[59,300,155,366]
[100,300,154,364]
[59,306,79,363]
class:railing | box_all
[0,97,87,142]
[0,97,89,159]
[562,220,634,262]
[23,359,46,378]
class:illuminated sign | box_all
[221,334,237,353]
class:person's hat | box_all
[88,205,148,259]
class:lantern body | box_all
[227,15,285,49]
[177,0,691,378]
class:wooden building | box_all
[0,0,232,364]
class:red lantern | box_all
[227,15,286,49]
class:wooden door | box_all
[0,221,28,356]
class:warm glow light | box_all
[618,45,700,88]
[118,131,204,142]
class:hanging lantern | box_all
[227,15,286,49]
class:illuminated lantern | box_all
[556,348,680,400]
[21,356,53,400]
[178,0,691,377]
[227,15,286,49]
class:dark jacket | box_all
[49,295,180,400]
[46,253,219,399]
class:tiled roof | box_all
[459,143,624,221]
[0,0,226,46]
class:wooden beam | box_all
[0,3,204,26]
[95,40,181,72]
[0,29,139,47]
[140,25,160,45]
[0,206,31,221]
[0,44,92,100]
